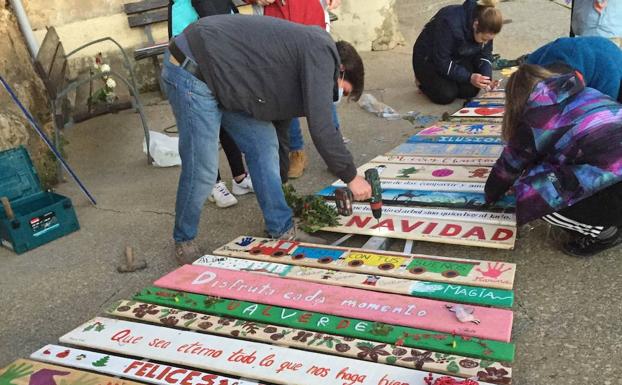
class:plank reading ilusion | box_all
[0,359,142,385]
[357,162,493,183]
[31,345,261,385]
[60,317,497,385]
[154,265,514,341]
[317,186,515,212]
[193,255,514,307]
[135,287,516,362]
[105,301,512,383]
[371,155,497,167]
[213,236,517,290]
[388,143,503,158]
[407,135,503,145]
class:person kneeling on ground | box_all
[485,64,622,257]
[526,36,622,103]
[161,15,370,264]
[412,0,503,105]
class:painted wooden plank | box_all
[451,107,504,118]
[105,300,512,383]
[388,143,503,158]
[478,90,505,99]
[333,178,487,193]
[464,100,505,107]
[371,155,497,167]
[446,117,504,124]
[318,186,515,212]
[322,210,516,249]
[417,124,501,137]
[324,202,516,226]
[193,255,514,307]
[154,265,514,341]
[60,317,497,385]
[214,236,517,290]
[0,359,141,385]
[358,162,492,183]
[135,287,516,362]
[407,135,503,145]
[31,345,260,385]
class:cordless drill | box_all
[334,168,383,222]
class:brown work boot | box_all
[173,240,201,265]
[288,150,308,179]
[278,224,327,245]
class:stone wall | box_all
[0,2,58,186]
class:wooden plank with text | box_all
[106,301,512,383]
[416,124,501,137]
[371,155,497,167]
[478,90,505,99]
[333,178,487,193]
[407,135,503,145]
[135,287,516,362]
[61,317,497,385]
[193,255,514,307]
[318,186,515,212]
[31,345,261,385]
[0,359,142,385]
[388,143,503,158]
[464,100,504,107]
[154,265,514,341]
[358,162,493,183]
[321,206,516,249]
[451,107,504,118]
[214,236,516,290]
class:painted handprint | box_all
[235,236,254,247]
[29,369,71,385]
[476,262,512,279]
[0,363,34,385]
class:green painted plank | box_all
[135,287,515,363]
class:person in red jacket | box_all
[247,0,342,180]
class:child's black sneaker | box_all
[561,230,622,257]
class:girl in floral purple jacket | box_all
[485,64,622,257]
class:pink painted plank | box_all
[155,265,513,342]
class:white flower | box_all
[100,64,111,73]
[106,78,117,89]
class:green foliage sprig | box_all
[283,184,339,233]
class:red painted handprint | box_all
[475,262,512,279]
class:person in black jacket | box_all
[162,15,369,264]
[412,0,503,105]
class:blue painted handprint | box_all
[235,236,254,247]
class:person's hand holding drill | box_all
[347,175,372,201]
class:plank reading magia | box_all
[388,143,503,158]
[371,155,497,167]
[358,162,493,183]
[60,317,496,385]
[106,301,512,383]
[0,359,141,385]
[193,255,514,307]
[31,345,260,385]
[464,100,504,107]
[154,265,514,341]
[407,135,503,145]
[318,186,515,212]
[214,236,516,290]
[322,207,516,249]
[416,124,501,137]
[135,287,516,362]
[451,107,504,118]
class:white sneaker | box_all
[232,174,254,196]
[209,181,238,208]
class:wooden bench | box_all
[34,26,152,170]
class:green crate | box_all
[0,146,79,254]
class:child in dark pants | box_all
[485,64,622,257]
[412,0,503,105]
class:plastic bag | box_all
[143,131,181,167]
[357,93,402,120]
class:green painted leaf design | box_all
[447,361,459,373]
[386,356,397,365]
[479,359,494,368]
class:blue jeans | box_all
[288,104,340,152]
[160,50,293,242]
